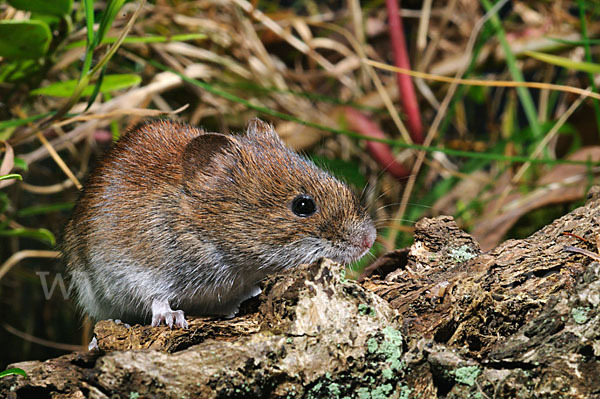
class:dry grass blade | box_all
[3,323,83,352]
[54,105,189,128]
[0,140,16,189]
[489,87,591,217]
[365,59,600,101]
[0,250,60,281]
[385,0,509,248]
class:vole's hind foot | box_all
[151,298,189,329]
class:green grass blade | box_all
[0,227,56,246]
[143,56,599,167]
[94,0,126,47]
[83,0,94,44]
[577,0,600,135]
[480,0,542,140]
[0,368,27,379]
[524,50,600,74]
[0,174,22,181]
[17,202,74,217]
[66,33,207,49]
[549,38,600,46]
[85,65,107,110]
[0,113,55,130]
[81,0,95,76]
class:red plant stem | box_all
[344,107,410,179]
[386,0,424,144]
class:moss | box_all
[571,307,590,324]
[129,393,140,399]
[453,366,481,386]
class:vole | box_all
[63,119,376,328]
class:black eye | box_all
[291,195,317,217]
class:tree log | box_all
[2,189,600,398]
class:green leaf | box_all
[0,20,51,60]
[31,13,62,28]
[0,59,43,83]
[524,50,600,74]
[0,368,27,379]
[0,227,56,246]
[7,0,72,16]
[17,202,74,217]
[13,157,28,171]
[31,74,141,97]
[0,174,22,181]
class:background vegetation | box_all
[1,0,599,369]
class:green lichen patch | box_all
[358,304,376,317]
[571,307,590,324]
[381,368,394,380]
[367,338,378,354]
[379,327,404,371]
[398,385,412,399]
[452,366,481,386]
[450,245,477,263]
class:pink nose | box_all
[360,226,377,250]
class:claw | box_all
[151,298,188,328]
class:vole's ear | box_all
[183,133,234,179]
[246,118,283,144]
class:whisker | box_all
[374,218,417,224]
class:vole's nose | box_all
[360,224,377,251]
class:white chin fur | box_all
[279,237,368,267]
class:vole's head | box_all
[182,119,376,270]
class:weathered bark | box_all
[3,189,600,398]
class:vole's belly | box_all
[180,283,262,317]
[91,250,264,319]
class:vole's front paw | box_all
[151,298,188,328]
[151,309,188,328]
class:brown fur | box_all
[63,119,376,325]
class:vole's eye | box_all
[291,195,317,217]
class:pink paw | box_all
[151,298,188,328]
[151,310,188,328]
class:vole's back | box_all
[64,121,205,321]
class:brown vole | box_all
[63,119,376,328]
